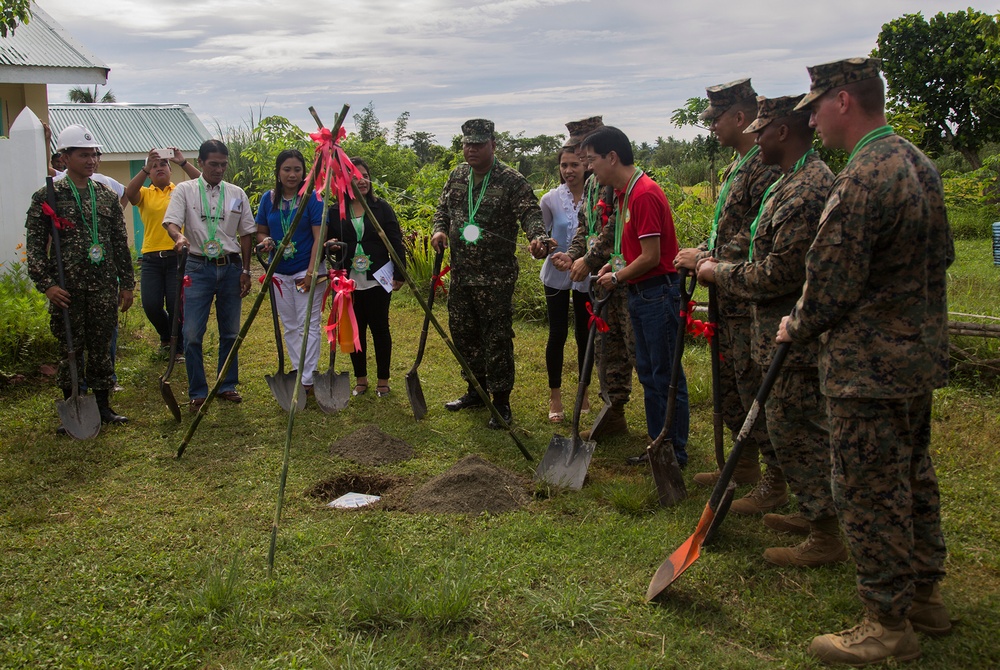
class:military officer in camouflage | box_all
[777,58,952,666]
[431,119,550,428]
[697,95,845,567]
[550,115,636,443]
[676,79,782,500]
[25,124,134,428]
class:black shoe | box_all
[98,405,128,424]
[488,403,513,430]
[445,392,484,412]
[626,451,649,465]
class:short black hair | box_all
[841,76,886,116]
[580,126,634,166]
[199,139,229,162]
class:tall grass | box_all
[0,247,58,377]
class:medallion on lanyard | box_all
[586,235,598,251]
[463,161,493,245]
[88,243,105,265]
[352,252,372,274]
[460,222,481,245]
[610,254,626,272]
[202,239,223,259]
[282,241,297,260]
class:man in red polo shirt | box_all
[584,126,688,465]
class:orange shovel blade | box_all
[645,502,715,602]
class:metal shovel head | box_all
[405,369,427,420]
[534,433,596,490]
[647,440,687,507]
[645,502,715,602]
[266,371,306,413]
[702,481,737,546]
[56,394,101,440]
[314,369,350,413]
[159,375,181,423]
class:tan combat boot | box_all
[729,466,788,515]
[580,403,628,441]
[692,456,761,487]
[808,618,920,666]
[909,583,952,635]
[762,511,810,535]
[763,516,850,567]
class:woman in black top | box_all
[328,158,406,397]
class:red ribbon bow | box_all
[41,202,74,230]
[595,199,612,228]
[683,300,716,343]
[304,126,364,220]
[586,301,609,333]
[258,274,283,297]
[433,264,451,295]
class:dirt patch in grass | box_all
[306,472,410,510]
[401,454,530,515]
[329,425,415,465]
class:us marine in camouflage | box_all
[25,124,134,428]
[551,115,636,442]
[676,79,782,494]
[431,119,550,429]
[698,95,844,567]
[778,58,953,666]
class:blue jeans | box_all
[182,257,242,399]
[140,252,182,348]
[627,278,689,466]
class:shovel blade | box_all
[587,401,612,437]
[645,502,715,602]
[647,441,687,507]
[405,370,427,420]
[266,372,306,413]
[534,435,596,491]
[56,395,101,440]
[702,481,737,546]
[159,376,182,423]
[314,370,350,413]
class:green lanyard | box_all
[747,149,814,261]
[848,125,894,164]
[610,168,643,272]
[460,160,495,245]
[198,177,227,257]
[66,178,103,264]
[278,196,296,260]
[709,145,760,250]
[350,213,371,273]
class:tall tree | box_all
[877,9,1000,169]
[353,101,387,142]
[67,85,116,103]
[671,97,721,199]
[1,0,30,38]
[393,111,410,145]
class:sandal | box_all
[376,384,390,398]
[548,411,564,423]
[352,384,368,396]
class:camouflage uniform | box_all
[25,179,135,392]
[715,145,835,521]
[567,174,635,405]
[785,118,951,621]
[700,133,782,466]
[433,153,545,395]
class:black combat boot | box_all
[488,391,513,429]
[445,384,485,411]
[94,390,128,425]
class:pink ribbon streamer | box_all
[303,126,364,220]
[323,268,361,353]
[258,273,283,298]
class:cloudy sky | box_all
[41,0,980,145]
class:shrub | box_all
[0,248,58,376]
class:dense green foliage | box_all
[0,0,30,37]
[0,250,58,377]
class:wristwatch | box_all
[610,272,619,286]
[241,269,251,276]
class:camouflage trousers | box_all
[828,392,947,622]
[765,366,834,520]
[718,314,773,465]
[448,282,516,394]
[49,286,118,392]
[595,287,634,406]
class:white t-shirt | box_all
[53,170,126,199]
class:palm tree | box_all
[67,85,116,103]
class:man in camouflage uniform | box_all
[777,58,952,666]
[550,115,636,443]
[698,95,845,567]
[676,79,782,500]
[431,119,550,428]
[25,124,134,428]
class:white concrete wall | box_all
[0,108,46,273]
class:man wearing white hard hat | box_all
[24,124,135,429]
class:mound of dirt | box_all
[329,425,414,465]
[403,454,530,515]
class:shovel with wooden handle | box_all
[256,249,306,412]
[159,246,188,422]
[313,241,351,413]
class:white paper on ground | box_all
[328,492,381,508]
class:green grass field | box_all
[1,241,998,668]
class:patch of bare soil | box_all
[401,454,530,515]
[329,425,415,465]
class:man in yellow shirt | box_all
[124,148,200,357]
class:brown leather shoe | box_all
[218,390,243,403]
[189,397,206,413]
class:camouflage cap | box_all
[699,78,756,121]
[744,94,808,134]
[461,118,495,144]
[794,57,882,111]
[563,116,604,148]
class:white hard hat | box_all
[56,124,101,151]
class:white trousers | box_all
[273,269,324,386]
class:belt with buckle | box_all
[190,253,241,266]
[626,273,672,294]
[144,250,177,258]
